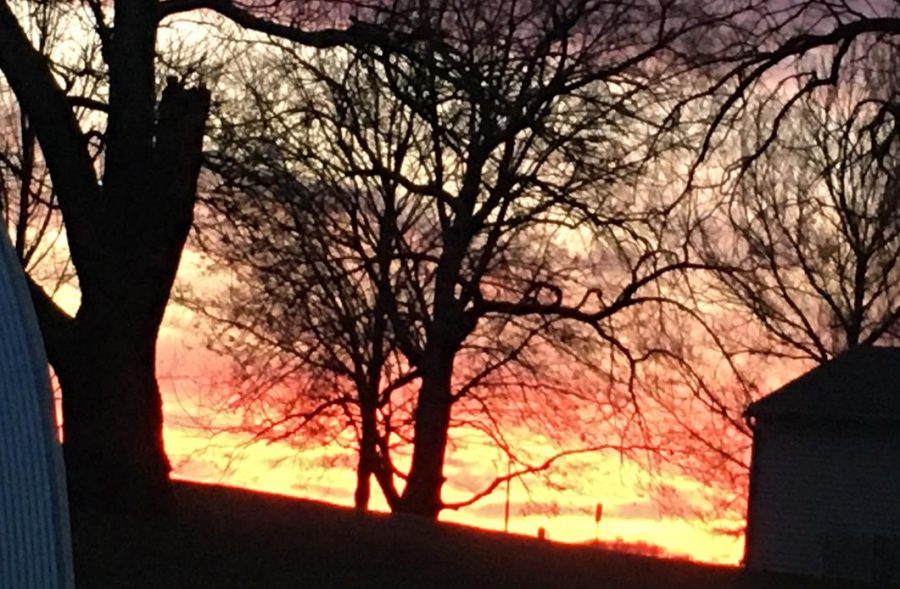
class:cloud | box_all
[606,500,662,520]
[466,500,587,520]
[171,455,224,481]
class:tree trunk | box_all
[394,224,472,519]
[28,79,210,514]
[396,352,454,518]
[354,397,379,511]
[354,460,373,512]
[54,314,170,513]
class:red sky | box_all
[37,241,753,564]
[6,3,862,569]
[130,252,749,565]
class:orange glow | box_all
[155,260,746,566]
[162,413,744,564]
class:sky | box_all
[34,242,752,564]
[138,252,750,565]
[5,1,824,568]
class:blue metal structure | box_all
[0,230,74,589]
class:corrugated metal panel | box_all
[0,230,74,589]
[746,418,900,582]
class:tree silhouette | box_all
[199,51,622,511]
[707,54,900,361]
[0,0,417,513]
[645,3,900,530]
[199,0,729,518]
[0,3,77,298]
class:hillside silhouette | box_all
[72,482,857,589]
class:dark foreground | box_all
[72,482,857,589]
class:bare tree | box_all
[641,3,900,531]
[708,69,900,360]
[199,0,727,519]
[0,0,426,513]
[197,163,420,511]
[0,2,92,297]
[197,46,607,512]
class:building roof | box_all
[746,346,900,421]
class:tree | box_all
[339,0,721,519]
[0,2,84,298]
[706,56,900,361]
[639,2,900,531]
[197,162,420,511]
[0,0,413,513]
[200,0,725,518]
[199,52,611,512]
[0,0,212,512]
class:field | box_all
[72,482,859,589]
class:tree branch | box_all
[24,275,74,369]
[441,443,662,511]
[158,0,419,50]
[0,0,101,277]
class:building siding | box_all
[746,418,900,581]
[0,231,74,589]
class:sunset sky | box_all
[5,1,851,570]
[43,249,752,564]
[116,252,752,566]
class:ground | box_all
[72,482,860,589]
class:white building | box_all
[744,346,900,583]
